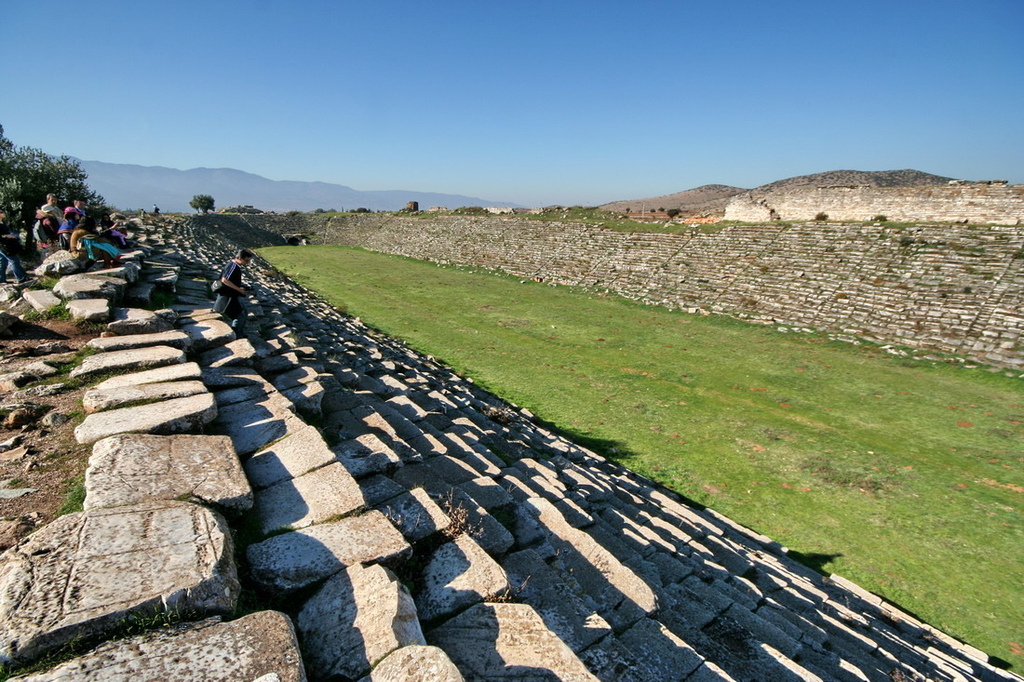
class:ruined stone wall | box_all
[204,214,1024,371]
[724,182,1024,225]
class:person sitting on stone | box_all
[59,206,82,250]
[33,209,61,260]
[70,216,120,269]
[41,193,61,217]
[99,213,131,249]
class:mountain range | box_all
[78,160,521,213]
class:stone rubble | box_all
[0,216,1017,681]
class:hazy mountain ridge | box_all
[78,160,521,213]
[601,169,960,216]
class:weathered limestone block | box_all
[84,433,251,513]
[92,361,202,390]
[377,487,452,542]
[358,645,463,682]
[82,380,208,413]
[415,534,509,622]
[86,330,191,352]
[124,281,155,306]
[198,337,257,367]
[211,391,305,456]
[427,603,599,681]
[67,298,110,322]
[18,360,60,380]
[244,423,338,489]
[524,497,658,630]
[271,365,321,391]
[256,352,302,375]
[22,289,62,313]
[33,251,84,277]
[0,501,238,667]
[200,364,265,390]
[247,510,411,593]
[333,433,406,478]
[52,273,126,302]
[212,377,276,408]
[502,549,612,653]
[90,261,142,283]
[106,307,175,335]
[16,611,305,682]
[618,617,705,679]
[253,461,365,535]
[280,379,326,418]
[180,318,236,351]
[298,563,425,681]
[69,345,186,380]
[74,392,218,445]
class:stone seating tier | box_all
[0,220,1017,681]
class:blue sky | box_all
[2,0,1022,207]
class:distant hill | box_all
[600,184,746,216]
[601,170,960,217]
[78,160,521,213]
[751,169,956,194]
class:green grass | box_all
[56,475,86,516]
[262,244,1024,670]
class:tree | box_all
[190,194,215,213]
[0,124,107,229]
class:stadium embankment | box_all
[200,213,1024,373]
[2,215,1020,679]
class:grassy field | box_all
[262,244,1024,670]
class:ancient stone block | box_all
[253,461,365,535]
[84,433,251,513]
[0,501,238,667]
[247,510,410,593]
[415,534,509,622]
[298,564,424,681]
[427,603,598,681]
[82,380,208,413]
[73,392,218,445]
[69,345,186,380]
[16,611,304,682]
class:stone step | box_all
[252,461,365,536]
[69,344,187,380]
[297,563,425,681]
[86,329,192,352]
[52,273,127,302]
[73,392,218,445]
[68,297,111,322]
[246,509,411,593]
[106,307,176,335]
[427,603,598,681]
[82,379,208,413]
[84,433,252,514]
[92,360,203,390]
[15,611,306,682]
[0,501,238,667]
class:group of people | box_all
[6,193,253,339]
[33,194,130,269]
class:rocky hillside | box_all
[752,169,957,193]
[600,184,745,216]
[603,170,959,216]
